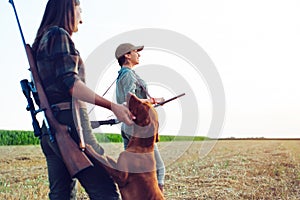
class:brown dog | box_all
[85,93,164,200]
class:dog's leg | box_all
[85,144,129,187]
[109,153,129,187]
[100,154,129,187]
[106,156,117,169]
[85,144,110,165]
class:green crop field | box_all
[0,130,40,145]
[0,130,208,145]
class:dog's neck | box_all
[126,136,155,153]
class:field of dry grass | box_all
[0,140,299,199]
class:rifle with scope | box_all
[20,79,43,138]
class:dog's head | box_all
[127,93,159,143]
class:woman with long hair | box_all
[32,0,133,199]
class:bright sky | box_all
[1,0,300,138]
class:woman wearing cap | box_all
[115,43,166,192]
[32,0,133,199]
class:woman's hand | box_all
[154,97,165,104]
[150,97,165,104]
[111,103,135,125]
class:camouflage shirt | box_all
[35,26,84,105]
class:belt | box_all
[51,101,86,112]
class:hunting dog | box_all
[86,93,164,200]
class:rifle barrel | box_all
[154,93,185,107]
[9,0,26,47]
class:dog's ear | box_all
[128,94,151,127]
[127,93,160,144]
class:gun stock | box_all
[25,45,93,177]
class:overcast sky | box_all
[1,0,300,138]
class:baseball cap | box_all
[115,43,144,59]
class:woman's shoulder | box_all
[43,26,74,47]
[38,26,75,56]
[45,26,70,38]
[118,67,135,79]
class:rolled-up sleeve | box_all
[54,54,80,90]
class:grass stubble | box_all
[0,140,299,199]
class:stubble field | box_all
[0,140,299,199]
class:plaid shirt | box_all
[35,26,84,104]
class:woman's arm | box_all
[70,80,134,125]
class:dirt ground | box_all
[0,140,299,199]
